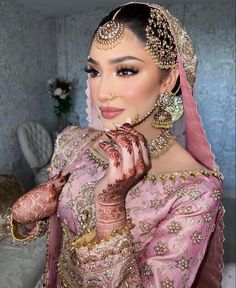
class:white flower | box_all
[59,93,67,100]
[54,88,62,96]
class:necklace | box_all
[86,129,176,168]
[147,129,176,158]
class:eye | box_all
[84,66,101,78]
[116,66,138,78]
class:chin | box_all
[102,116,132,130]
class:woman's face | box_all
[87,28,166,129]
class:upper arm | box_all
[137,177,222,287]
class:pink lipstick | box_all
[99,106,125,119]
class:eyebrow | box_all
[88,56,144,65]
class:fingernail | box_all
[104,128,111,132]
[99,141,106,148]
[124,117,132,124]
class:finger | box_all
[118,124,150,166]
[99,141,121,171]
[105,131,135,177]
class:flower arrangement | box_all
[47,76,73,117]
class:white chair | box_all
[18,121,53,184]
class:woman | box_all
[10,2,224,287]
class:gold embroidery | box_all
[211,187,221,201]
[176,185,200,199]
[167,221,182,234]
[129,187,141,199]
[177,205,193,214]
[143,262,153,277]
[154,241,169,256]
[175,256,190,271]
[139,220,151,232]
[161,277,175,288]
[145,169,223,183]
[202,212,212,223]
[190,231,203,245]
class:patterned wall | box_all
[0,0,57,189]
[56,0,235,195]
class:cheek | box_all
[116,75,159,104]
[89,81,98,103]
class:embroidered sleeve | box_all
[7,212,48,244]
[49,125,99,177]
[137,178,222,288]
[68,221,142,287]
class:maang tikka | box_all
[94,8,125,50]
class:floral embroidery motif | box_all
[133,241,141,252]
[154,241,169,256]
[129,187,141,199]
[164,186,175,198]
[142,262,153,277]
[176,185,200,199]
[178,205,193,214]
[175,256,190,271]
[202,212,212,223]
[139,221,151,232]
[167,221,182,234]
[191,231,203,244]
[161,277,175,288]
[149,197,162,209]
[211,188,221,201]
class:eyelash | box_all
[84,66,138,78]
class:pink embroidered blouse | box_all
[46,126,224,288]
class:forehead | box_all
[89,28,151,63]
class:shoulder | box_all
[49,126,101,176]
[150,142,205,175]
[55,125,98,149]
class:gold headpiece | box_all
[145,8,178,69]
[94,8,125,50]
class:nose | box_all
[96,75,115,103]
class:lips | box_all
[99,106,125,119]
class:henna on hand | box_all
[95,124,150,239]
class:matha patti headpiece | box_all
[94,8,125,50]
[145,8,178,69]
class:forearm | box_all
[96,202,127,239]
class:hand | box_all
[12,172,69,224]
[94,123,150,238]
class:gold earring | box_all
[152,91,174,129]
[152,90,184,129]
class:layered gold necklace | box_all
[86,129,176,169]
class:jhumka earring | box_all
[94,8,125,50]
[152,88,184,129]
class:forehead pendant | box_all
[94,8,125,50]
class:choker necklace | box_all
[147,130,176,158]
[86,129,176,168]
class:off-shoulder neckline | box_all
[145,169,223,183]
[86,146,223,183]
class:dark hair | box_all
[92,3,181,95]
